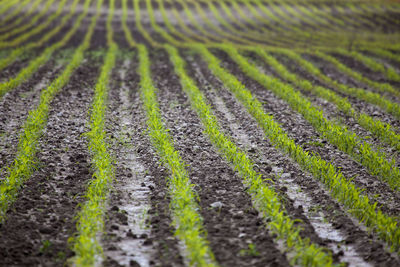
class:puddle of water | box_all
[103,60,154,267]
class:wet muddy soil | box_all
[188,50,400,267]
[210,49,400,220]
[150,48,289,266]
[0,56,98,266]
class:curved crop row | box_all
[175,0,226,44]
[166,44,337,267]
[249,48,400,152]
[0,0,44,33]
[194,44,400,254]
[133,0,157,47]
[0,0,19,17]
[222,45,400,192]
[138,44,216,266]
[361,47,400,65]
[156,0,198,43]
[0,0,97,223]
[325,48,400,82]
[0,0,31,28]
[121,0,135,47]
[0,0,57,43]
[145,0,182,46]
[70,0,117,265]
[0,0,89,72]
[266,47,400,120]
[0,0,92,98]
[164,0,211,44]
[184,0,258,45]
[313,51,400,98]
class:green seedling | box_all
[239,243,260,257]
[166,44,337,266]
[40,240,52,253]
[193,44,400,255]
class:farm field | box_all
[0,0,400,266]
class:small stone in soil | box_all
[210,201,224,209]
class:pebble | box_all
[210,201,224,209]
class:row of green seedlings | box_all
[0,0,20,17]
[0,0,92,98]
[165,44,338,266]
[133,0,158,47]
[252,0,399,49]
[225,0,322,48]
[240,0,399,49]
[122,5,218,263]
[138,44,217,266]
[129,0,214,45]
[0,0,60,45]
[162,0,211,44]
[252,0,397,31]
[203,0,272,43]
[191,0,377,48]
[219,45,400,192]
[361,47,400,65]
[161,0,251,46]
[0,0,31,28]
[155,0,199,44]
[121,0,136,47]
[0,0,44,32]
[193,44,400,253]
[183,0,260,46]
[218,0,347,47]
[311,50,400,98]
[232,0,345,47]
[0,0,90,72]
[69,0,118,264]
[263,47,400,120]
[172,0,395,50]
[145,0,183,46]
[174,0,267,46]
[147,0,219,46]
[0,0,100,223]
[246,47,400,153]
[174,0,227,44]
[324,48,400,82]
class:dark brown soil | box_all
[0,56,99,266]
[197,49,400,266]
[0,58,60,180]
[284,53,400,130]
[211,48,400,219]
[329,52,400,88]
[151,48,289,266]
[1,1,400,266]
[244,51,400,164]
[120,52,184,267]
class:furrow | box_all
[0,0,92,98]
[102,58,155,267]
[153,48,289,266]
[194,45,400,254]
[186,53,385,267]
[266,49,400,130]
[220,46,400,193]
[185,50,400,266]
[0,58,97,266]
[245,49,400,160]
[137,44,217,266]
[0,60,60,180]
[167,44,337,267]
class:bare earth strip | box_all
[0,58,98,266]
[185,50,400,266]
